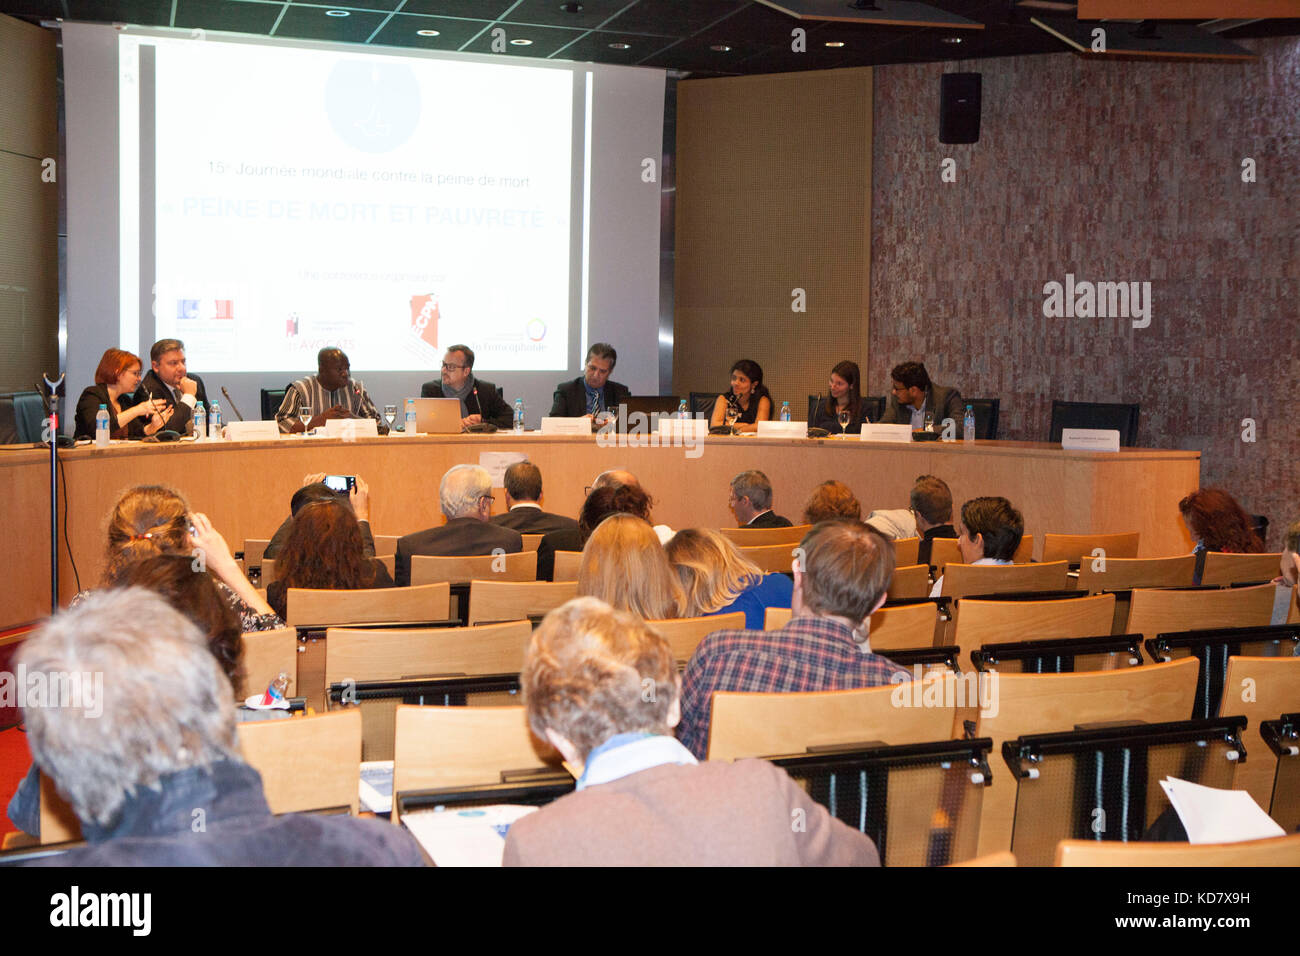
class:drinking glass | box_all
[923,411,935,432]
[837,409,851,434]
[384,404,397,430]
[725,406,739,428]
[298,409,312,434]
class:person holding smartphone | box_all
[264,474,377,560]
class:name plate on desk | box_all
[324,418,379,439]
[756,420,806,438]
[658,417,709,440]
[222,420,281,442]
[859,424,913,443]
[540,417,592,436]
[1061,428,1120,452]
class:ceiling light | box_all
[825,41,845,47]
[710,44,732,52]
[416,29,440,36]
[608,42,630,50]
[940,36,962,43]
[560,2,583,12]
[510,38,533,45]
[325,9,349,16]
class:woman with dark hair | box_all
[811,361,868,435]
[266,497,394,619]
[1179,487,1264,585]
[577,483,654,543]
[74,348,171,440]
[709,359,772,434]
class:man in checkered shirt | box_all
[677,520,912,759]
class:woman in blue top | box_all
[666,528,793,630]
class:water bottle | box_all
[209,400,222,440]
[964,405,976,444]
[404,398,417,436]
[513,398,525,434]
[193,401,206,441]
[780,401,791,423]
[677,400,688,420]
[94,404,110,447]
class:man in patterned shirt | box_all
[677,520,911,759]
[275,347,387,434]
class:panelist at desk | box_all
[420,344,513,430]
[275,347,387,434]
[135,337,209,436]
[878,361,965,436]
[549,342,631,418]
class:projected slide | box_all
[144,38,573,372]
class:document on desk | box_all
[359,760,394,814]
[402,805,539,866]
[1159,777,1285,844]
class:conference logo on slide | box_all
[410,294,440,350]
[526,318,546,342]
[324,61,421,154]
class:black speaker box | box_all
[939,72,981,144]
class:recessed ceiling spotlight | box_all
[510,37,533,45]
[825,41,845,47]
[560,2,584,12]
[710,44,732,52]
[608,42,630,50]
[416,29,440,36]
[940,36,962,43]
[325,9,349,16]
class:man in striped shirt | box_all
[275,348,387,434]
[676,520,911,759]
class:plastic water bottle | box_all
[780,401,791,422]
[209,400,222,440]
[404,398,417,436]
[513,398,525,434]
[964,405,976,443]
[677,400,688,420]
[193,401,206,441]
[94,404,110,447]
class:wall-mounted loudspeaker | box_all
[939,72,981,144]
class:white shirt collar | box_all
[578,734,698,790]
[509,502,542,511]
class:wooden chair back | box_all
[1219,656,1300,808]
[892,536,920,567]
[1056,833,1300,867]
[707,681,955,761]
[242,537,272,576]
[38,773,81,844]
[1077,554,1196,594]
[764,607,792,630]
[737,543,801,574]
[930,535,1034,569]
[466,579,577,625]
[888,564,930,601]
[551,551,583,582]
[938,561,1070,599]
[973,657,1199,856]
[647,613,745,663]
[953,594,1116,670]
[869,601,941,652]
[719,524,812,547]
[371,535,399,557]
[520,533,544,552]
[237,709,362,814]
[392,705,560,819]
[261,557,276,584]
[410,550,538,586]
[236,626,298,700]
[1125,583,1276,641]
[1201,552,1285,586]
[1041,531,1140,564]
[286,582,450,627]
[325,620,532,684]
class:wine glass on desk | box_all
[724,405,739,431]
[298,408,312,435]
[384,404,396,432]
[837,408,851,435]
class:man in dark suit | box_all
[135,338,209,436]
[491,462,579,536]
[878,361,965,436]
[395,464,523,586]
[729,470,793,528]
[420,345,513,430]
[548,343,631,418]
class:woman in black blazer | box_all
[810,360,869,435]
[74,349,171,440]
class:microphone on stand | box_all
[220,386,246,421]
[471,387,483,417]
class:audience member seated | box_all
[709,359,772,434]
[491,462,580,535]
[502,597,879,866]
[878,360,965,435]
[1179,487,1265,585]
[803,480,862,525]
[266,498,395,619]
[264,473,377,560]
[576,514,683,619]
[810,360,870,434]
[395,464,523,586]
[274,347,387,435]
[1274,519,1300,623]
[16,589,426,866]
[76,485,282,631]
[666,528,794,629]
[929,495,1023,597]
[74,348,170,440]
[535,472,670,580]
[677,522,909,759]
[729,469,793,528]
[910,475,957,566]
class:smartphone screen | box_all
[323,474,356,494]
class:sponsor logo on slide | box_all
[324,61,421,154]
[214,299,235,320]
[286,313,300,338]
[176,299,200,320]
[526,318,546,342]
[410,294,440,350]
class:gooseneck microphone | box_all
[220,386,246,421]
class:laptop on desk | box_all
[409,398,463,435]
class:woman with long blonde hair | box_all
[665,528,793,629]
[576,514,683,619]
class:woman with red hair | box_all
[74,348,171,440]
[1179,487,1264,584]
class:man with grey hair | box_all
[729,470,793,528]
[18,589,425,865]
[395,463,523,586]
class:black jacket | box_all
[135,369,210,435]
[549,377,632,417]
[879,383,965,436]
[395,517,524,586]
[747,510,793,529]
[74,385,150,440]
[492,506,580,536]
[536,526,584,581]
[420,378,514,429]
[917,524,958,566]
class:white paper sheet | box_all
[1159,776,1286,844]
[402,805,539,866]
[479,451,529,487]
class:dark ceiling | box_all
[1,0,1297,76]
